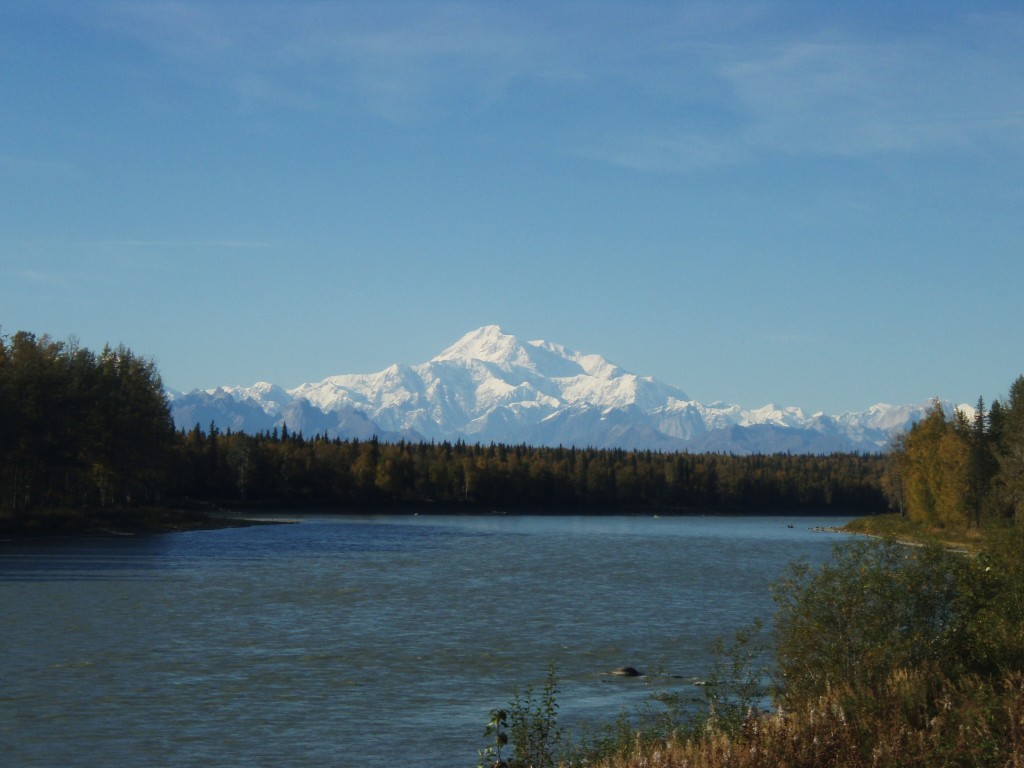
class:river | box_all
[0,513,849,767]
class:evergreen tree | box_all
[967,396,998,526]
[0,331,175,522]
[995,375,1024,524]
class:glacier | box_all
[168,325,963,454]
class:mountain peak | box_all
[168,327,943,454]
[431,325,532,366]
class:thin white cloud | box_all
[11,268,76,288]
[88,2,1024,165]
[581,133,738,173]
[3,240,273,293]
[719,37,1017,158]
[96,1,576,122]
[763,332,816,345]
[98,239,274,249]
[583,10,1024,170]
[0,154,76,176]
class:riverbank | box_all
[0,505,288,537]
[567,519,1024,768]
[840,512,991,550]
[0,501,853,538]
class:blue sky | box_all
[2,1,1022,415]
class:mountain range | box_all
[168,325,959,454]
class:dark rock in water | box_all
[608,666,642,677]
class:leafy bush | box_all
[703,618,773,732]
[772,533,1024,708]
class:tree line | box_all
[0,331,175,518]
[1,330,889,528]
[884,375,1024,528]
[177,425,886,512]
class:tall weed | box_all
[479,663,563,768]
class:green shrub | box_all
[772,534,1024,708]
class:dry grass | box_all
[577,670,1024,768]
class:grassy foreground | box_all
[582,671,1024,768]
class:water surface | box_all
[0,513,849,767]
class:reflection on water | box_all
[0,537,170,582]
[0,514,849,767]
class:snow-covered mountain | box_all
[168,325,961,454]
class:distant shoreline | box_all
[0,508,292,539]
[0,504,860,539]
